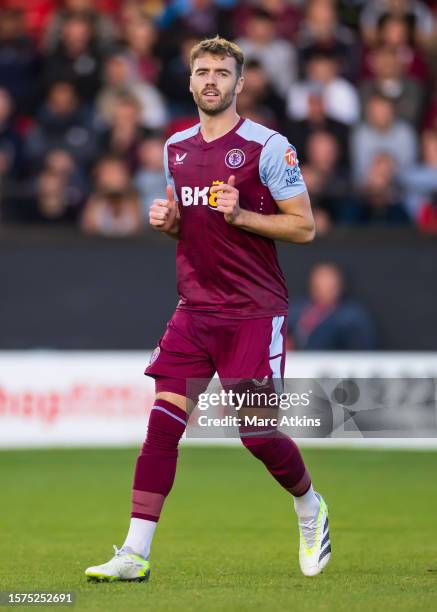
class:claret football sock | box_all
[293,484,320,519]
[241,430,312,497]
[123,398,188,558]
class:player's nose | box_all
[206,72,218,85]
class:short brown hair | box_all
[190,36,245,78]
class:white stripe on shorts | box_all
[269,316,285,380]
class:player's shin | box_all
[240,429,318,510]
[122,398,188,559]
[240,429,307,490]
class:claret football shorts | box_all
[145,310,287,400]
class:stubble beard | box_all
[192,88,235,116]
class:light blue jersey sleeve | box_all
[163,140,178,201]
[259,134,307,201]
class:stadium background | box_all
[1,2,437,610]
[1,0,437,443]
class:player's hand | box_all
[211,175,242,225]
[149,185,179,233]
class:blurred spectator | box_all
[96,53,167,129]
[44,148,87,204]
[236,9,297,98]
[23,166,81,224]
[44,0,117,53]
[232,0,301,42]
[98,93,149,172]
[423,88,437,132]
[1,0,57,43]
[299,130,352,222]
[122,13,160,84]
[42,13,102,104]
[0,8,40,114]
[363,14,430,82]
[360,0,435,48]
[158,35,199,118]
[282,90,350,167]
[256,0,301,40]
[286,50,360,125]
[159,0,235,41]
[360,45,423,126]
[351,93,417,184]
[134,135,167,219]
[118,0,165,34]
[26,80,98,170]
[300,163,334,237]
[236,58,284,129]
[0,88,23,178]
[345,153,410,225]
[399,129,437,220]
[0,86,23,220]
[296,0,361,82]
[81,155,143,235]
[5,147,86,223]
[288,263,377,350]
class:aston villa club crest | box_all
[225,148,245,169]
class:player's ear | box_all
[189,75,193,93]
[235,75,244,95]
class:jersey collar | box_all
[197,116,245,149]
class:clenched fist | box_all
[149,185,180,234]
[210,175,242,224]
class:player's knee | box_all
[155,391,191,413]
[155,376,198,411]
[141,399,188,454]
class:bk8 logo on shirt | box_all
[181,181,224,209]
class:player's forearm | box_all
[234,209,315,244]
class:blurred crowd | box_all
[0,0,437,236]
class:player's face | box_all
[190,53,244,116]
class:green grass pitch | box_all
[1,446,437,611]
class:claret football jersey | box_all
[164,117,307,318]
